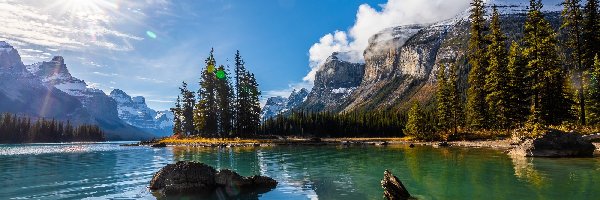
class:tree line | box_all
[171,50,261,138]
[0,113,104,143]
[259,110,406,137]
[406,0,600,140]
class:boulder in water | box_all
[509,129,596,157]
[149,161,277,197]
[381,169,411,200]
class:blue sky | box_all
[0,0,473,110]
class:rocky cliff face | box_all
[299,52,365,112]
[297,1,562,113]
[110,89,174,137]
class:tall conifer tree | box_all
[562,0,586,124]
[466,0,488,129]
[485,6,511,129]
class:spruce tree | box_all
[405,102,426,139]
[583,0,600,70]
[196,49,219,137]
[587,55,600,123]
[485,6,511,129]
[215,65,234,137]
[466,0,488,129]
[524,0,573,125]
[246,72,262,135]
[437,65,452,133]
[507,41,530,126]
[448,63,463,135]
[171,96,183,135]
[562,0,586,124]
[179,82,196,136]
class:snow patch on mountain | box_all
[109,89,174,136]
[261,88,309,120]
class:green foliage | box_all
[507,41,530,127]
[523,0,573,125]
[485,6,511,129]
[587,55,600,123]
[0,113,103,143]
[561,0,587,124]
[583,0,600,70]
[466,0,488,129]
[179,81,196,135]
[260,110,406,138]
[437,65,452,131]
[171,96,183,135]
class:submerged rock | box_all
[149,161,277,197]
[381,169,411,200]
[510,129,596,157]
[151,143,167,148]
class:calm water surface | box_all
[0,142,599,199]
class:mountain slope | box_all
[110,89,174,137]
[0,42,153,140]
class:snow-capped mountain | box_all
[110,89,174,137]
[1,42,152,140]
[261,88,308,120]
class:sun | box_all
[49,0,118,18]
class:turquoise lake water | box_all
[0,142,599,199]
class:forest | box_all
[0,113,104,143]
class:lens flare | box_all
[216,70,226,79]
[146,31,157,39]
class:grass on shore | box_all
[159,136,413,144]
[160,136,261,144]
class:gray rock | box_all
[381,169,411,200]
[150,161,277,197]
[510,129,596,157]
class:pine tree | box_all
[524,0,573,125]
[437,65,452,133]
[587,55,600,123]
[448,63,463,135]
[562,0,586,124]
[171,96,183,135]
[215,65,234,137]
[196,49,219,136]
[405,102,426,139]
[583,0,600,70]
[234,51,247,136]
[507,41,530,126]
[466,0,488,129]
[179,82,196,135]
[485,6,511,129]
[246,72,262,136]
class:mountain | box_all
[109,89,174,137]
[0,42,153,140]
[293,0,563,113]
[261,88,308,120]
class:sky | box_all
[0,0,472,111]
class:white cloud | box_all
[305,0,470,82]
[0,0,169,63]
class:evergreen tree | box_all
[485,6,511,129]
[171,96,183,135]
[524,0,573,125]
[587,55,600,123]
[246,72,262,136]
[448,63,463,135]
[507,41,530,126]
[583,0,600,70]
[562,0,587,124]
[234,51,248,136]
[437,65,452,133]
[405,102,426,139]
[179,82,196,135]
[215,65,234,137]
[466,0,488,129]
[196,49,219,136]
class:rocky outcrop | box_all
[300,53,365,112]
[381,169,411,200]
[509,129,596,157]
[150,161,277,197]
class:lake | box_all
[0,142,599,199]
